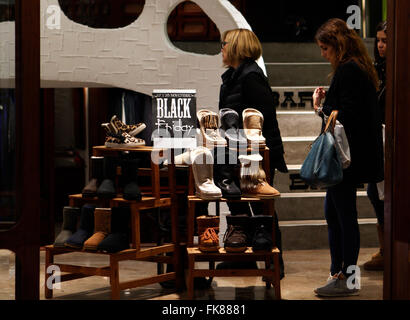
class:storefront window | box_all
[0,0,16,230]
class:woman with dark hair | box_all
[363,20,387,271]
[312,18,384,297]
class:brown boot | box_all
[239,154,280,199]
[363,224,384,271]
[84,208,111,251]
[197,215,220,252]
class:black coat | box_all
[219,60,288,174]
[375,59,386,124]
[322,60,384,184]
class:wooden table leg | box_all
[130,203,140,251]
[110,256,120,300]
[187,201,195,247]
[273,253,281,300]
[264,256,272,288]
[187,255,195,299]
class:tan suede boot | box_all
[363,224,384,271]
[239,154,280,198]
[84,208,111,251]
[197,215,220,252]
[243,108,266,148]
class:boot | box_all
[83,208,111,251]
[110,115,146,137]
[97,156,117,199]
[190,147,222,200]
[219,108,247,149]
[196,215,220,252]
[223,214,250,253]
[214,163,241,200]
[239,154,280,198]
[54,206,80,247]
[251,215,274,252]
[98,206,131,253]
[121,158,142,201]
[243,108,266,148]
[82,156,104,198]
[197,109,227,148]
[363,223,384,271]
[65,204,96,249]
[213,148,241,200]
[163,149,191,166]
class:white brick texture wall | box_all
[1,0,266,111]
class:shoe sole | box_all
[224,246,247,253]
[83,246,99,251]
[199,246,220,252]
[105,142,145,148]
[129,123,146,136]
[314,291,360,297]
[64,243,83,250]
[243,193,281,199]
[195,192,222,200]
[97,192,117,199]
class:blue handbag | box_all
[300,110,343,188]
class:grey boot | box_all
[54,207,80,247]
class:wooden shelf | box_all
[185,146,281,299]
[187,195,280,202]
[186,245,281,299]
[45,146,183,300]
[187,247,280,256]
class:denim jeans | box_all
[324,180,360,276]
[366,182,384,225]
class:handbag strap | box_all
[324,110,339,133]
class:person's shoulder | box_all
[335,60,365,81]
[338,60,360,73]
[242,62,266,82]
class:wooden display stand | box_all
[186,147,282,299]
[45,146,182,300]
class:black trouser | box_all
[325,180,360,276]
[366,182,384,225]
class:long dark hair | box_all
[374,21,387,63]
[315,18,379,90]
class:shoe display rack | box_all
[44,146,182,300]
[186,147,282,300]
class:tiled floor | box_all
[0,247,383,300]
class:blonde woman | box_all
[215,29,287,276]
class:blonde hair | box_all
[222,29,262,67]
[315,18,379,89]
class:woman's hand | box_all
[313,87,326,111]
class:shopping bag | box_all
[324,114,351,169]
[300,110,343,188]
